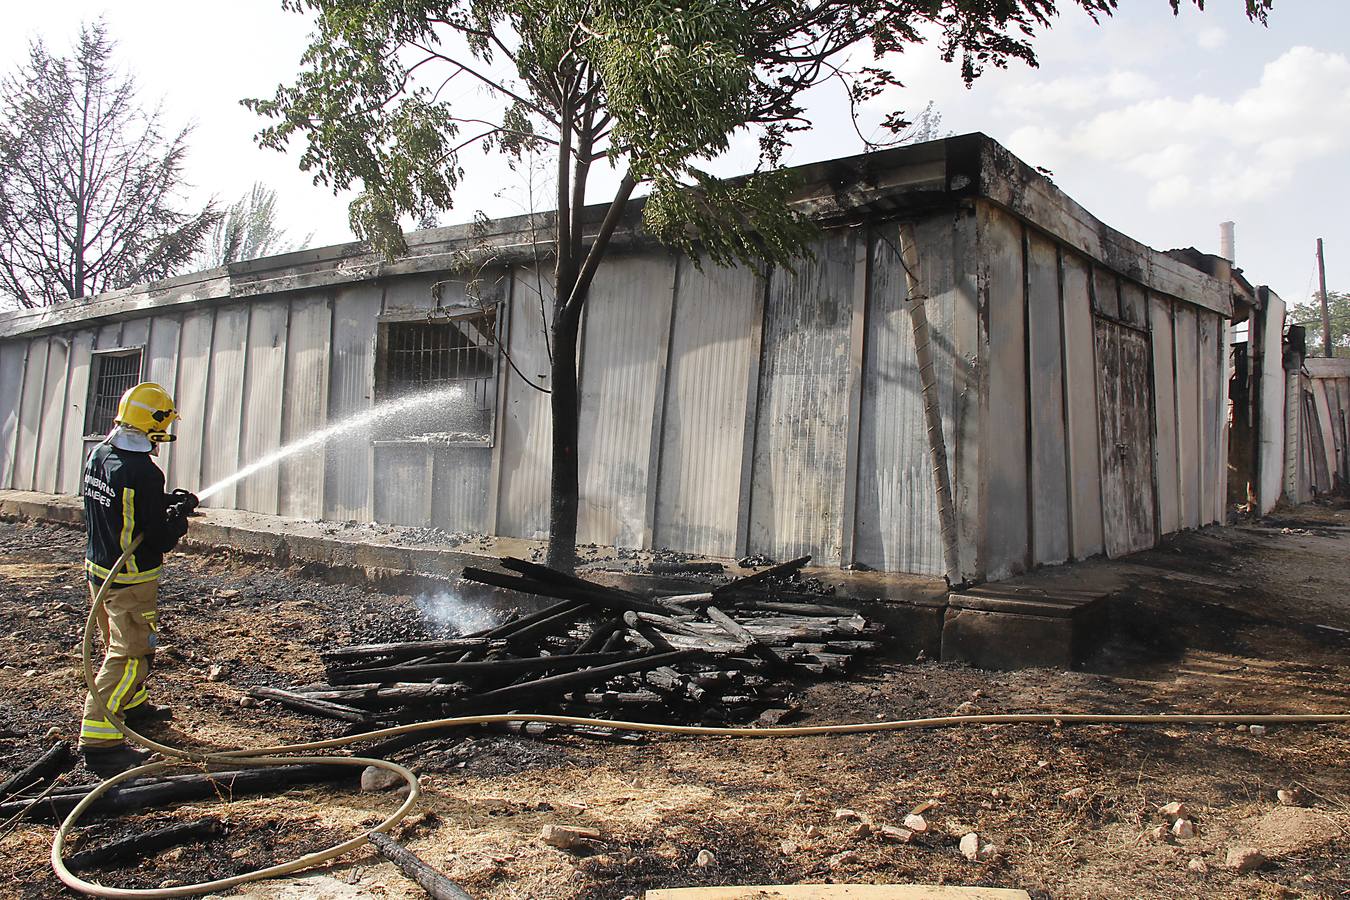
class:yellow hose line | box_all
[52,540,1350,898]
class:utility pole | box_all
[1317,238,1331,357]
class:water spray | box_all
[196,384,468,502]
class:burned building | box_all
[0,134,1246,584]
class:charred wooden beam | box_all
[466,650,699,709]
[705,605,788,669]
[248,687,375,724]
[0,765,353,823]
[503,604,591,649]
[334,652,634,686]
[495,558,671,615]
[474,598,587,639]
[734,599,857,617]
[367,831,475,900]
[322,638,500,665]
[622,611,675,652]
[710,556,811,597]
[0,740,73,799]
[286,683,470,707]
[599,628,630,654]
[65,817,225,872]
[574,618,623,655]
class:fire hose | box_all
[53,535,1350,898]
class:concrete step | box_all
[941,584,1109,670]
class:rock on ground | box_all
[1225,847,1266,873]
[1241,806,1341,856]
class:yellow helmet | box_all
[115,382,179,443]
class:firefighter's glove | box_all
[164,489,200,536]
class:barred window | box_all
[85,350,143,437]
[375,309,498,442]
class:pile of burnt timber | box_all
[258,556,884,729]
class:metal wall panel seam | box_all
[643,254,680,551]
[974,207,991,582]
[1144,295,1162,542]
[1088,267,1110,550]
[165,314,186,487]
[486,268,513,535]
[1195,311,1206,524]
[1216,317,1232,522]
[0,343,26,489]
[734,265,770,558]
[1171,301,1184,525]
[236,302,255,509]
[26,337,51,492]
[320,291,336,518]
[196,308,220,491]
[11,341,34,489]
[839,224,871,567]
[271,301,293,515]
[1020,225,1035,572]
[423,444,435,527]
[952,206,984,582]
[366,283,389,520]
[1055,246,1077,559]
[52,336,73,494]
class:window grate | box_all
[88,352,143,437]
[377,309,499,441]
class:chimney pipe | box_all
[1219,221,1236,264]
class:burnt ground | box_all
[0,507,1347,899]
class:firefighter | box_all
[79,381,198,775]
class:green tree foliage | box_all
[203,182,313,267]
[1288,291,1350,358]
[251,0,1271,566]
[0,23,220,308]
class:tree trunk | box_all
[547,306,582,571]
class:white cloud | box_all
[1000,69,1158,113]
[1197,26,1229,50]
[1002,46,1350,209]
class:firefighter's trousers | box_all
[79,579,158,748]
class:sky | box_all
[3,2,1347,308]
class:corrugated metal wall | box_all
[237,301,289,514]
[278,293,332,519]
[748,231,856,565]
[169,310,215,495]
[323,285,382,522]
[577,254,675,549]
[1300,359,1350,495]
[0,202,1234,580]
[496,265,555,540]
[854,216,965,576]
[56,331,95,494]
[0,341,24,487]
[654,256,762,558]
[974,204,1227,580]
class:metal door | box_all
[1095,318,1157,556]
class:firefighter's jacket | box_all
[83,442,187,586]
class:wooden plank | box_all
[1095,319,1127,557]
[1117,327,1158,551]
[646,885,1031,899]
